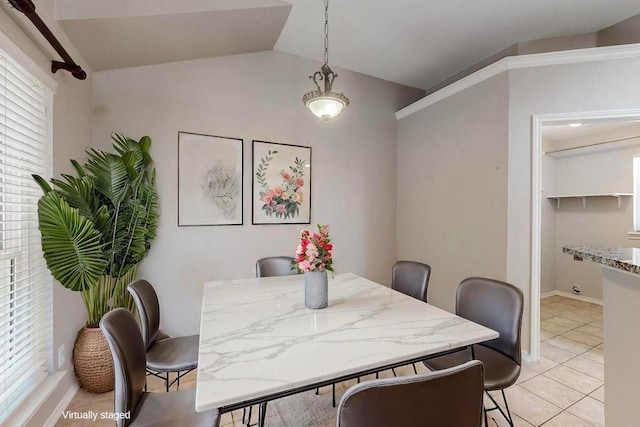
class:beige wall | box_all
[92,50,423,336]
[397,73,509,313]
[0,1,94,426]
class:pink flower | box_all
[268,188,277,198]
[274,187,284,195]
[276,204,286,213]
[281,171,291,181]
[299,260,312,272]
[296,178,304,187]
[263,195,272,204]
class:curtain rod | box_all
[8,0,86,80]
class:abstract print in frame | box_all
[178,132,243,226]
[252,140,311,224]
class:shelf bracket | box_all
[581,197,586,209]
[556,198,560,209]
[615,195,622,208]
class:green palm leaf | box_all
[37,191,108,291]
[85,149,130,204]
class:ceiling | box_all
[544,121,640,141]
[45,0,640,89]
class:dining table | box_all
[195,272,498,417]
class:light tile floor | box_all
[57,295,604,426]
[491,295,604,427]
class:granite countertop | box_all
[562,245,640,275]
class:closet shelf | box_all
[546,193,632,209]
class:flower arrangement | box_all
[293,224,334,273]
[256,151,306,219]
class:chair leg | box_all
[315,387,319,395]
[258,402,267,427]
[484,389,514,427]
[391,368,397,377]
[412,363,418,375]
[165,372,170,392]
[375,372,379,379]
[246,406,252,427]
[242,408,247,423]
[332,383,336,407]
[501,389,514,427]
[177,370,181,390]
[483,406,489,427]
[357,377,360,383]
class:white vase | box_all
[304,270,328,309]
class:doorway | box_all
[530,109,640,360]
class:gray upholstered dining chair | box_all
[337,360,484,427]
[423,277,524,427]
[100,308,219,427]
[389,260,431,375]
[392,260,431,303]
[256,256,297,278]
[128,279,199,392]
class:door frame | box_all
[529,109,640,361]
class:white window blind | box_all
[0,46,53,423]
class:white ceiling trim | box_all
[395,43,640,120]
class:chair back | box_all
[256,256,297,278]
[100,308,147,427]
[456,277,524,365]
[337,360,484,427]
[127,279,160,351]
[391,261,431,302]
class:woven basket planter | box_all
[73,326,115,393]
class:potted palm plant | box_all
[33,133,159,393]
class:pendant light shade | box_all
[303,0,349,121]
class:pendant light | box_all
[302,0,349,121]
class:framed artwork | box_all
[252,140,311,224]
[178,132,243,226]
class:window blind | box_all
[0,46,53,423]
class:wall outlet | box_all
[572,285,582,294]
[58,344,65,368]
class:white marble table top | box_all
[195,273,498,412]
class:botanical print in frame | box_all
[178,132,243,226]
[252,140,311,224]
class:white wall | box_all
[543,143,639,300]
[540,152,557,295]
[92,51,424,336]
[396,74,509,313]
[0,1,94,426]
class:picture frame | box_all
[252,140,312,225]
[178,131,243,226]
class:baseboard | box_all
[541,290,603,306]
[42,381,79,427]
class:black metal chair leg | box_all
[483,407,488,427]
[315,387,319,395]
[391,368,397,377]
[412,363,418,374]
[242,408,247,423]
[259,402,267,427]
[332,383,336,407]
[166,372,170,392]
[375,372,379,379]
[357,377,360,383]
[246,406,253,426]
[177,370,181,390]
[501,389,514,427]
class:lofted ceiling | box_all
[47,0,640,89]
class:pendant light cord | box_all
[324,0,329,66]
